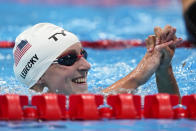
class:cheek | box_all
[43,66,77,89]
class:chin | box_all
[75,90,88,94]
[73,86,88,94]
[71,82,88,94]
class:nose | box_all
[78,57,91,71]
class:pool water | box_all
[0,1,196,130]
[0,119,196,131]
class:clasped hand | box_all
[146,25,182,70]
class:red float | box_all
[99,107,113,119]
[23,107,38,120]
[107,94,141,119]
[69,94,103,120]
[144,93,179,119]
[31,93,66,120]
[182,94,196,119]
[173,107,188,119]
[0,94,28,120]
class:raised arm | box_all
[153,25,182,98]
[102,32,179,94]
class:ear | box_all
[30,76,46,92]
[37,76,45,85]
[30,84,45,92]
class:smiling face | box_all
[40,42,91,95]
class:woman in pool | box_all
[13,23,182,96]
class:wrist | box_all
[156,64,172,76]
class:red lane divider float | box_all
[0,94,28,120]
[23,107,38,120]
[107,94,141,119]
[144,94,179,119]
[69,94,103,120]
[0,93,195,121]
[182,94,196,119]
[32,94,66,120]
[0,40,194,49]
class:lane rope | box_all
[0,40,194,49]
[0,93,195,120]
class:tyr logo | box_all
[48,30,66,41]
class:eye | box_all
[81,49,88,59]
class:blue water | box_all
[0,119,196,131]
[0,1,196,131]
[0,2,186,41]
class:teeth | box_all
[73,77,86,84]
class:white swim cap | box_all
[13,23,80,88]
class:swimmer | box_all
[182,0,196,45]
[13,23,182,96]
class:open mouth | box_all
[72,77,87,84]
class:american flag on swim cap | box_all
[14,40,32,66]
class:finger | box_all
[171,37,183,47]
[145,38,149,47]
[169,37,182,50]
[163,25,172,31]
[148,35,156,51]
[145,37,150,51]
[158,38,183,51]
[157,40,173,50]
[154,27,162,45]
[174,38,183,46]
[146,36,155,52]
[154,26,162,38]
[162,25,172,42]
[156,36,161,45]
[172,28,177,40]
[166,28,176,42]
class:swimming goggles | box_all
[53,49,88,66]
